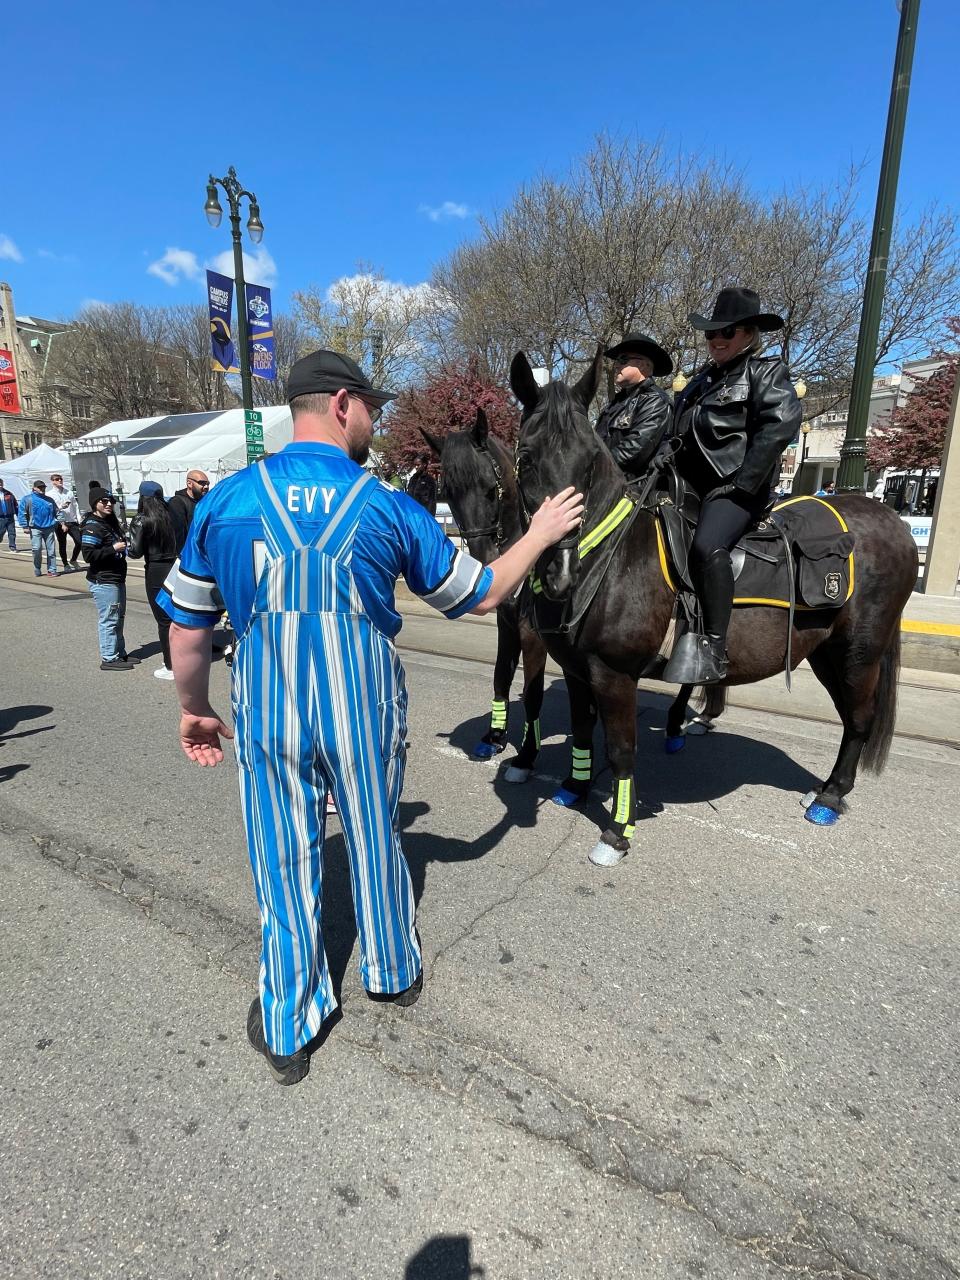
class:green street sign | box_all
[245,409,265,463]
[245,423,264,442]
[244,409,263,425]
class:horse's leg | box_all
[588,670,640,867]
[474,609,521,760]
[505,629,548,783]
[551,675,597,807]
[804,634,897,825]
[665,684,694,753]
[687,684,727,734]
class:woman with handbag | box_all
[665,287,802,685]
[127,481,187,680]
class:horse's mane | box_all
[527,379,589,443]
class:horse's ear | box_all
[419,427,443,457]
[571,345,604,410]
[510,351,540,412]
[471,407,489,448]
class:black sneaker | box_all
[246,998,310,1085]
[100,658,135,671]
[367,969,424,1008]
[120,654,142,665]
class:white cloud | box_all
[38,248,78,264]
[325,271,436,311]
[0,234,24,263]
[207,246,277,288]
[147,246,202,285]
[419,200,471,223]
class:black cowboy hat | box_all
[688,287,784,333]
[603,333,673,378]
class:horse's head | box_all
[511,348,604,601]
[421,409,509,566]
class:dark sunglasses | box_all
[190,479,211,488]
[704,324,740,341]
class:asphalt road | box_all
[1,573,958,1279]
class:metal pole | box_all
[230,203,253,412]
[837,0,921,492]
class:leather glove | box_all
[705,482,738,501]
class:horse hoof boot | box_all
[504,766,532,784]
[472,742,501,761]
[664,734,686,754]
[805,803,840,826]
[685,716,713,737]
[588,839,628,867]
[552,786,585,807]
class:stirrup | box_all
[662,633,728,686]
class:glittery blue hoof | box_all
[805,803,840,826]
[664,734,686,754]
[551,787,582,807]
[472,742,498,760]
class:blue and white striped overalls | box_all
[232,463,421,1055]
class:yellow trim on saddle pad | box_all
[531,496,634,595]
[656,496,855,609]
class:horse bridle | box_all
[515,442,594,553]
[455,444,508,547]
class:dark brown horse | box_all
[510,350,919,866]
[421,411,548,778]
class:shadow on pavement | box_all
[0,705,54,783]
[404,1235,483,1279]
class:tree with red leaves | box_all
[380,360,519,477]
[868,320,959,471]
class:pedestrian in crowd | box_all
[405,454,438,516]
[81,487,138,671]
[127,480,186,681]
[667,287,801,685]
[595,334,674,480]
[159,348,583,1085]
[18,479,59,577]
[85,479,107,517]
[0,478,19,551]
[816,481,836,497]
[49,473,83,572]
[170,470,210,529]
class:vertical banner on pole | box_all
[245,283,275,381]
[206,270,239,374]
[0,349,21,415]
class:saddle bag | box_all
[793,531,855,608]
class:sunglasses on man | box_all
[352,394,383,426]
[704,324,741,341]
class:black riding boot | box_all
[663,549,733,686]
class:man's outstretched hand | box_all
[179,710,234,767]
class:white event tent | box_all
[69,406,294,503]
[1,442,73,499]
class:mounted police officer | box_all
[664,288,801,685]
[595,333,674,480]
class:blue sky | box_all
[3,0,957,322]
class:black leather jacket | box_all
[595,379,672,479]
[674,354,801,497]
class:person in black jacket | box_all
[406,455,438,516]
[169,470,210,529]
[128,480,187,681]
[665,288,801,685]
[595,334,674,480]
[81,487,136,671]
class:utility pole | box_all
[837,0,921,492]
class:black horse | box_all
[510,350,919,866]
[420,411,548,779]
[423,409,722,782]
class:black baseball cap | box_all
[286,349,396,407]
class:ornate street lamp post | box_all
[203,167,264,412]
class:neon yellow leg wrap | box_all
[571,745,592,782]
[490,699,507,731]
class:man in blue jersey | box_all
[159,349,583,1086]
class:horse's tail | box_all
[692,684,728,721]
[862,627,901,775]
